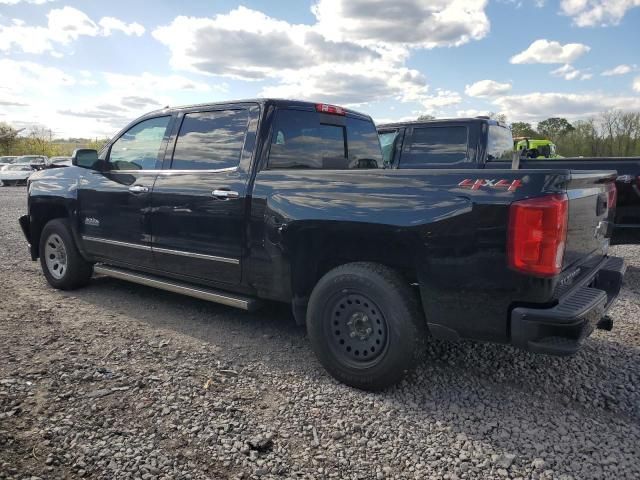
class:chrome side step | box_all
[93,265,259,311]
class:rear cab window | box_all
[378,130,399,167]
[487,125,514,161]
[400,125,469,168]
[267,108,382,170]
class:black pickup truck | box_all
[20,99,625,390]
[378,118,640,244]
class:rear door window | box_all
[171,109,249,170]
[267,109,382,169]
[401,126,469,167]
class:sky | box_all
[1,0,639,138]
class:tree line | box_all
[4,110,640,159]
[512,110,640,157]
[0,123,108,157]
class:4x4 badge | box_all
[458,179,523,192]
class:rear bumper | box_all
[510,256,625,356]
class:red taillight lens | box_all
[508,194,568,277]
[316,103,346,115]
[606,182,617,210]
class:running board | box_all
[93,265,259,311]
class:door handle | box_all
[129,185,149,193]
[212,189,239,199]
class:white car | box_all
[0,164,34,186]
[49,156,72,167]
[0,156,18,167]
[15,155,48,170]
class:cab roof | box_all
[377,117,509,129]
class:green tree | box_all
[537,117,575,141]
[511,122,538,138]
[416,114,435,121]
[0,122,19,155]
[488,112,507,123]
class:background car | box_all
[0,156,18,167]
[15,155,49,170]
[48,156,72,168]
[0,164,34,186]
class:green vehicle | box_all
[514,137,563,159]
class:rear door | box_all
[150,104,259,284]
[78,115,172,268]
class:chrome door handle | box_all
[212,189,239,199]
[129,185,149,193]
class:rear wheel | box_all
[306,262,426,391]
[39,219,93,290]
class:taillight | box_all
[316,103,346,115]
[606,182,617,210]
[508,194,568,277]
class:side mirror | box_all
[72,149,100,170]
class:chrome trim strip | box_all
[82,236,152,251]
[82,236,239,264]
[107,167,238,174]
[153,246,239,264]
[94,265,254,310]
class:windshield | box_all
[487,125,514,161]
[378,130,398,167]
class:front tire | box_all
[306,262,426,391]
[39,219,93,290]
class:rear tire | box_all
[306,262,426,391]
[39,219,93,290]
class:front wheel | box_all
[39,219,93,290]
[306,262,426,391]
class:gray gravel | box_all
[1,185,639,480]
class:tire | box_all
[39,218,93,290]
[306,262,426,391]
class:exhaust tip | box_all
[597,315,614,331]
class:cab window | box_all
[108,116,171,170]
[171,109,248,170]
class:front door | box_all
[78,115,172,268]
[150,106,257,284]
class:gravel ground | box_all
[1,185,639,480]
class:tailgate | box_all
[563,171,617,270]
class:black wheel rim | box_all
[325,291,389,368]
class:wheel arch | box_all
[29,200,74,260]
[285,223,422,324]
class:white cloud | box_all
[493,92,640,121]
[98,17,145,37]
[153,6,439,111]
[0,0,53,4]
[312,0,490,48]
[510,39,590,64]
[419,89,462,113]
[550,64,592,81]
[601,64,635,76]
[560,0,640,26]
[0,6,145,55]
[152,7,383,81]
[457,109,490,118]
[465,80,512,97]
[103,72,218,93]
[633,77,640,93]
[0,58,74,98]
